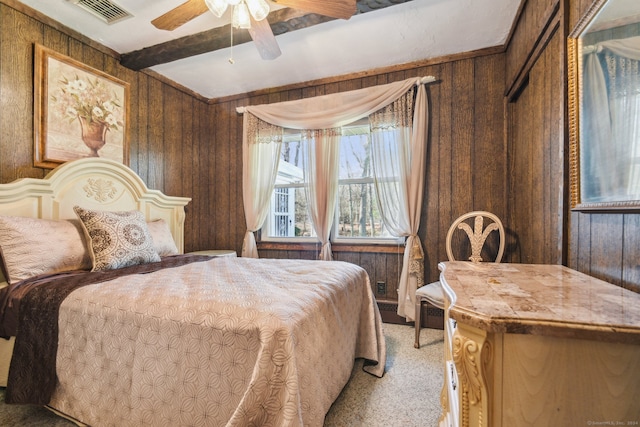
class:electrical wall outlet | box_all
[376,281,386,295]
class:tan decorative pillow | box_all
[73,206,161,271]
[147,219,179,256]
[0,215,92,284]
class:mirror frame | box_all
[568,0,640,212]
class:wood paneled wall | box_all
[505,0,640,293]
[566,1,640,293]
[504,0,565,266]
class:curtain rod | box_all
[236,75,437,114]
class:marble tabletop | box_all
[439,261,640,344]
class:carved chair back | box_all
[445,211,505,263]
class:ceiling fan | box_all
[151,0,357,60]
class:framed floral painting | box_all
[34,44,130,168]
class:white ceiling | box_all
[17,0,522,99]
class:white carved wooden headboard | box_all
[0,158,190,253]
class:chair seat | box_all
[416,281,444,309]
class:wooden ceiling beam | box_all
[120,0,415,70]
[120,9,332,70]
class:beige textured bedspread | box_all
[48,257,386,426]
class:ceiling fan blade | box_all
[249,16,281,60]
[272,0,357,20]
[152,0,210,31]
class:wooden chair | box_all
[414,211,505,348]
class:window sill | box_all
[257,241,405,254]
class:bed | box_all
[0,158,386,426]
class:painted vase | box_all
[78,116,107,157]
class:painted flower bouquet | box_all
[52,74,124,132]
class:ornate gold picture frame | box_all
[34,44,130,169]
[568,0,640,212]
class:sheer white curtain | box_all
[370,83,428,320]
[583,36,640,202]
[302,129,341,260]
[241,114,283,257]
[606,53,640,199]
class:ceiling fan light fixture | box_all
[245,0,269,21]
[232,1,251,29]
[204,0,227,18]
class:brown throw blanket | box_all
[4,255,212,405]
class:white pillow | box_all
[0,215,92,284]
[147,219,179,256]
[73,206,161,271]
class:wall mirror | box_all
[568,0,640,211]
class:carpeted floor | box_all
[0,323,444,427]
[324,323,444,427]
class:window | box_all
[262,122,396,243]
[335,124,392,241]
[264,135,315,240]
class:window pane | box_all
[336,181,392,238]
[279,138,306,182]
[339,132,371,180]
[292,186,314,237]
[268,186,314,238]
[266,138,315,239]
[336,127,392,239]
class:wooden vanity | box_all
[438,261,640,427]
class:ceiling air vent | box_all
[67,0,133,24]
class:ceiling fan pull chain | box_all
[229,24,235,64]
